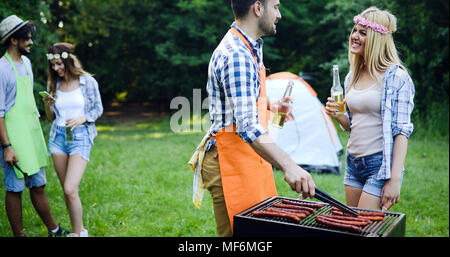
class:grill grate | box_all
[235,196,406,237]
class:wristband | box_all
[1,143,11,149]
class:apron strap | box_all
[4,52,30,77]
[230,28,260,71]
[230,27,268,128]
[4,52,19,78]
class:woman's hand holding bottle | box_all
[325,97,346,116]
[66,116,87,130]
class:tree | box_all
[1,0,59,111]
[2,0,447,134]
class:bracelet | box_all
[1,143,11,149]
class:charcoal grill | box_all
[233,196,405,237]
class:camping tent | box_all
[266,72,343,174]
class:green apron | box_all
[4,52,48,178]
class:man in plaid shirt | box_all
[199,0,316,237]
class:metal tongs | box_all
[314,187,359,217]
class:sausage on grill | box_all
[315,216,362,233]
[331,210,351,216]
[331,210,384,222]
[332,207,385,217]
[281,199,325,209]
[317,215,371,227]
[359,211,385,217]
[270,206,311,216]
[269,207,310,214]
[273,202,316,213]
[252,210,301,223]
[265,207,307,218]
[320,214,372,224]
[358,215,384,221]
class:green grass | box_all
[0,117,448,237]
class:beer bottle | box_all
[272,80,293,128]
[331,65,345,113]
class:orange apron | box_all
[215,28,277,231]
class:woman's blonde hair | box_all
[47,42,91,95]
[348,6,406,90]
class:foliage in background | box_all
[0,0,59,111]
[270,0,449,137]
[1,0,448,135]
[45,0,233,106]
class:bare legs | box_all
[52,153,87,236]
[345,185,381,210]
[5,191,24,237]
[5,186,58,237]
[29,186,59,231]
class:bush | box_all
[412,101,449,140]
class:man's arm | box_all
[250,133,315,198]
[0,117,9,145]
[0,71,18,165]
[0,117,18,165]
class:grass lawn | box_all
[0,117,448,237]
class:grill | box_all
[234,196,405,237]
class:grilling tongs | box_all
[314,187,359,217]
[12,162,30,187]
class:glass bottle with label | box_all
[331,65,345,113]
[272,80,293,128]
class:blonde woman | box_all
[325,7,414,211]
[43,42,103,236]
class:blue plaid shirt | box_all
[344,65,415,179]
[206,22,266,144]
[49,75,103,144]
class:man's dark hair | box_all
[5,22,36,48]
[231,0,266,19]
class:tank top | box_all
[346,82,383,157]
[55,87,85,127]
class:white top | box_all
[55,87,85,127]
[346,82,383,157]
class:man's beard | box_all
[18,45,30,56]
[258,15,277,36]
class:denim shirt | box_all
[344,65,415,179]
[49,75,103,144]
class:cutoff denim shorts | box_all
[48,125,92,161]
[343,151,403,198]
[0,149,47,192]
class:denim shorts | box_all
[0,151,47,192]
[343,151,400,198]
[48,125,92,161]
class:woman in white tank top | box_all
[324,7,414,211]
[42,42,103,237]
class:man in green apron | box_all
[0,15,70,237]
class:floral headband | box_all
[353,15,389,35]
[46,52,69,60]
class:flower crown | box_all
[46,52,69,60]
[353,15,389,35]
